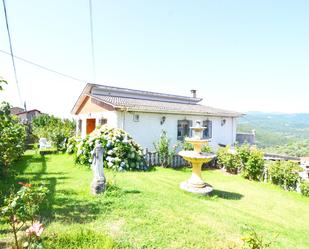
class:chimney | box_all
[191,89,197,98]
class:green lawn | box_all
[1,151,309,249]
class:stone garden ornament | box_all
[91,141,106,195]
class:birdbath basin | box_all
[178,121,215,195]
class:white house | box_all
[71,83,243,151]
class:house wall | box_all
[75,111,118,138]
[76,96,110,115]
[73,97,237,150]
[118,111,237,151]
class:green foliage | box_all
[0,77,7,91]
[267,161,302,190]
[0,102,26,176]
[181,140,213,153]
[300,181,309,197]
[181,139,194,151]
[0,183,48,248]
[32,114,75,151]
[242,148,264,181]
[153,130,178,167]
[217,145,265,179]
[265,140,309,157]
[74,125,147,171]
[242,226,275,249]
[217,146,240,174]
[66,136,81,154]
[43,228,114,249]
[237,112,309,156]
[2,151,309,249]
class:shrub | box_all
[0,183,48,248]
[66,136,81,154]
[32,114,75,151]
[217,146,240,174]
[237,144,251,168]
[154,130,171,167]
[267,161,302,190]
[0,102,26,176]
[242,149,264,181]
[181,140,212,153]
[74,125,147,171]
[242,226,275,249]
[153,130,180,167]
[300,181,309,197]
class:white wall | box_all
[74,110,238,151]
[118,111,237,151]
[74,111,118,138]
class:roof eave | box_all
[71,83,94,114]
[116,107,243,117]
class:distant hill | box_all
[237,112,309,156]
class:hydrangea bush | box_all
[69,126,147,171]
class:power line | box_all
[0,49,86,83]
[89,0,96,82]
[2,0,23,106]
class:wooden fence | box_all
[143,151,300,169]
[143,151,216,168]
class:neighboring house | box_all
[10,107,25,115]
[236,130,256,145]
[10,107,41,124]
[71,83,243,150]
[300,157,309,181]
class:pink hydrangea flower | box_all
[26,222,44,237]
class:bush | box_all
[267,161,302,190]
[217,146,240,174]
[181,140,212,153]
[74,125,147,171]
[300,181,309,197]
[242,148,264,181]
[32,114,75,151]
[0,183,48,248]
[0,102,26,176]
[153,130,181,167]
[153,130,171,167]
[66,136,81,154]
[242,225,275,249]
[217,145,265,179]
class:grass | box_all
[1,151,309,249]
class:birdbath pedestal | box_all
[178,121,215,195]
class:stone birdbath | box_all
[178,120,215,195]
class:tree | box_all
[0,81,26,176]
[0,77,7,91]
[32,114,75,150]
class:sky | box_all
[0,0,309,117]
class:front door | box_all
[86,118,96,135]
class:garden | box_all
[1,80,309,249]
[1,151,309,249]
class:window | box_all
[99,118,107,125]
[203,120,212,139]
[78,119,82,135]
[177,120,192,141]
[133,114,140,122]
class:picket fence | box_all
[143,150,216,168]
[143,151,300,169]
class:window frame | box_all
[202,120,212,139]
[177,120,192,141]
